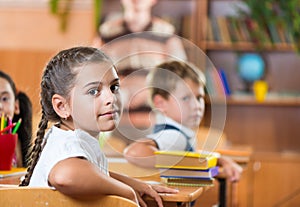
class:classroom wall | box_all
[0,2,95,114]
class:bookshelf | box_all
[196,1,300,206]
[198,0,296,52]
[196,0,300,146]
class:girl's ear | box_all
[52,94,70,119]
[152,94,168,113]
[14,99,20,115]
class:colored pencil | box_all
[12,118,22,134]
[0,123,16,134]
[0,112,4,131]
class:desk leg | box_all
[218,178,226,207]
[175,202,192,207]
[183,202,192,207]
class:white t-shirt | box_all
[29,126,108,187]
[147,113,196,151]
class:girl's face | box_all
[0,77,18,120]
[69,61,122,137]
[163,78,205,129]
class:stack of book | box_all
[154,151,219,187]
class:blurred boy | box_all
[124,60,242,182]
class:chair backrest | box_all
[0,187,138,207]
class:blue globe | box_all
[238,53,265,82]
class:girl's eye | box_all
[0,95,10,103]
[111,84,120,93]
[88,88,100,96]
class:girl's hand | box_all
[133,181,179,207]
[110,171,178,207]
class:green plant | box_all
[239,0,300,51]
[49,0,102,32]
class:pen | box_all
[0,123,16,134]
[12,118,22,134]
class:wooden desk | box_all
[108,158,210,207]
[0,163,209,207]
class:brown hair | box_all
[147,60,205,101]
[19,46,112,186]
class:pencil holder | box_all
[0,134,18,170]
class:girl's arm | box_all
[48,157,138,204]
[110,171,179,207]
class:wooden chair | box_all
[0,186,138,207]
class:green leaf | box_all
[94,0,102,32]
[49,0,59,14]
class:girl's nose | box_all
[103,88,114,105]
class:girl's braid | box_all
[19,113,48,186]
[19,60,60,186]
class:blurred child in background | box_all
[0,70,32,167]
[124,61,242,182]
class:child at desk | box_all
[0,70,32,167]
[124,60,242,182]
[19,46,178,207]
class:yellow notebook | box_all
[0,168,27,178]
[155,150,218,170]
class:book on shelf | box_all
[225,16,238,42]
[245,18,272,45]
[277,24,293,45]
[210,16,221,42]
[216,16,231,44]
[159,166,219,179]
[206,17,214,42]
[154,150,218,170]
[0,167,27,178]
[282,26,294,44]
[267,23,281,44]
[161,177,215,187]
[237,18,251,42]
[218,68,231,95]
[227,17,243,42]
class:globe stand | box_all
[244,80,254,93]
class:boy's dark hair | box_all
[20,46,112,186]
[0,71,32,167]
[147,60,206,101]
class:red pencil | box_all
[0,123,16,134]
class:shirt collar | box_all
[155,113,195,139]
